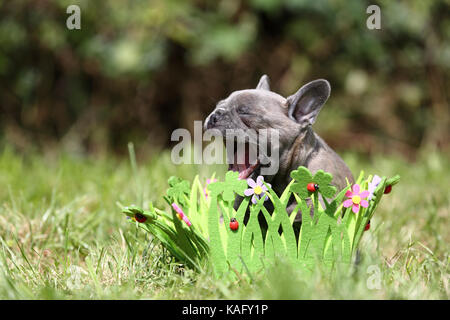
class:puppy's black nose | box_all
[207,113,218,129]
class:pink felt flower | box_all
[343,184,369,214]
[171,203,192,226]
[203,178,217,198]
[244,176,271,204]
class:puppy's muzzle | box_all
[205,108,226,130]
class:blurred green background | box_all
[0,0,449,157]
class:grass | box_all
[0,145,448,299]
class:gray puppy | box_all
[204,75,354,223]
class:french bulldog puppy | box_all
[204,75,354,223]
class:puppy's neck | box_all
[285,126,318,172]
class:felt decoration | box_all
[384,185,392,194]
[166,176,191,207]
[229,218,239,231]
[343,184,370,214]
[134,213,147,223]
[368,175,382,200]
[290,167,337,199]
[307,183,319,192]
[122,166,400,279]
[203,178,217,199]
[244,176,271,204]
[207,171,247,202]
[172,203,192,226]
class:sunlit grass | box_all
[0,146,448,299]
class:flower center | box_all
[352,195,361,204]
[177,213,183,220]
[254,185,263,195]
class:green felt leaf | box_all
[268,189,297,263]
[240,200,264,273]
[207,194,227,277]
[386,175,400,187]
[280,179,295,203]
[226,198,249,272]
[187,176,200,227]
[133,216,202,270]
[170,203,199,259]
[261,205,285,259]
[293,193,313,260]
[306,194,328,260]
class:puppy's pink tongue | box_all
[238,162,259,180]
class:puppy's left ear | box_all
[256,74,270,91]
[287,79,330,125]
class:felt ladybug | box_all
[307,183,319,192]
[384,185,392,194]
[229,218,239,231]
[134,213,147,223]
[364,220,371,231]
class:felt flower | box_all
[171,203,192,227]
[290,166,337,199]
[203,178,217,198]
[244,176,271,204]
[368,175,382,200]
[343,184,369,214]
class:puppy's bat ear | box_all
[287,79,330,125]
[256,74,270,91]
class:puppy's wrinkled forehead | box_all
[220,89,287,112]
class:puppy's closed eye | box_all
[236,105,252,115]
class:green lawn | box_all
[0,146,448,299]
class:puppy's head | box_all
[204,75,331,181]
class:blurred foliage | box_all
[0,0,448,157]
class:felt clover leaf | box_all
[290,166,337,199]
[167,176,191,206]
[207,171,247,202]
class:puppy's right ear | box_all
[256,74,270,91]
[287,79,330,126]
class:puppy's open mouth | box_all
[228,142,260,180]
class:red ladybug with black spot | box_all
[384,185,392,194]
[229,218,239,231]
[307,183,319,192]
[134,213,147,223]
